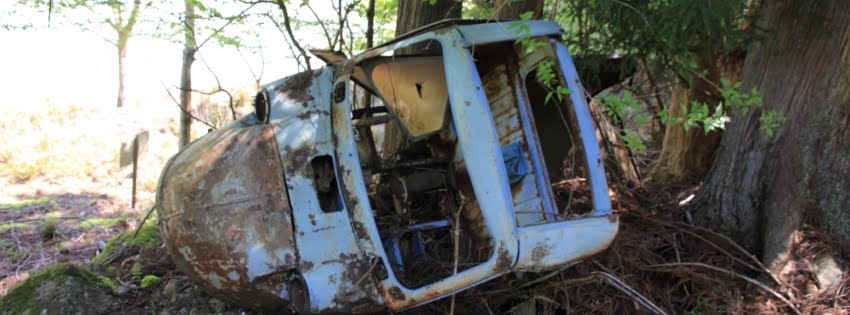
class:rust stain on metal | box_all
[284,144,319,170]
[296,109,330,120]
[495,245,513,271]
[157,125,298,310]
[276,70,319,103]
[530,242,551,265]
[387,286,406,302]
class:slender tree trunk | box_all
[695,0,850,269]
[116,42,127,108]
[114,0,141,108]
[179,0,197,148]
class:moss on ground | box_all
[140,275,162,289]
[0,196,52,210]
[78,217,127,229]
[92,219,161,265]
[0,222,30,233]
[0,263,113,314]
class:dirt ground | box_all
[2,169,848,314]
[0,103,848,314]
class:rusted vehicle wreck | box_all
[157,20,619,313]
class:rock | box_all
[0,263,113,315]
[163,279,180,301]
[115,285,129,295]
[209,298,226,314]
[814,255,844,290]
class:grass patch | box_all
[5,249,29,263]
[78,217,127,229]
[0,222,30,233]
[0,197,52,210]
[41,218,58,241]
[92,219,161,265]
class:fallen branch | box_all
[647,262,801,315]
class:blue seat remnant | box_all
[502,141,530,185]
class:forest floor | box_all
[0,102,848,314]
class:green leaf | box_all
[622,133,646,152]
[519,11,534,20]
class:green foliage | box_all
[622,133,647,152]
[97,275,118,292]
[556,0,757,60]
[131,262,144,281]
[599,76,784,152]
[509,14,572,106]
[759,110,786,137]
[92,219,161,265]
[140,275,162,289]
[41,218,58,241]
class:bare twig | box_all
[273,0,311,71]
[266,13,305,72]
[304,2,335,49]
[196,51,237,121]
[648,262,802,315]
[449,194,466,315]
[643,216,760,272]
[160,81,216,129]
[132,206,157,239]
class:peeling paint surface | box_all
[157,20,619,314]
[157,117,298,310]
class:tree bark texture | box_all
[649,60,723,183]
[381,0,461,159]
[179,0,197,149]
[493,0,543,20]
[695,1,850,269]
[587,98,641,184]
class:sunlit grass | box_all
[0,222,31,233]
[78,217,127,229]
[0,196,53,210]
[0,102,117,182]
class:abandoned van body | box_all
[157,20,619,313]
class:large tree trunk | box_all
[381,0,461,158]
[116,43,127,108]
[178,0,197,149]
[493,0,543,20]
[695,0,850,269]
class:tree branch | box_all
[160,81,216,129]
[271,1,311,71]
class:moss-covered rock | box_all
[0,263,114,315]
